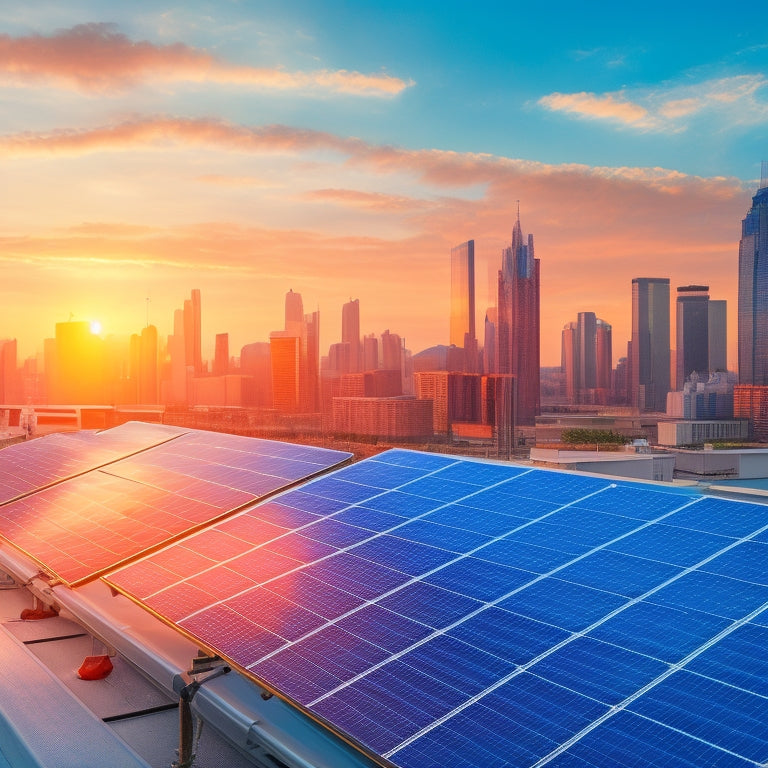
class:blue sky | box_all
[0,1,766,365]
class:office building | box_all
[495,213,540,424]
[676,285,709,386]
[183,289,202,375]
[284,289,304,330]
[595,319,612,391]
[450,240,477,370]
[240,342,272,408]
[341,299,361,373]
[631,277,670,412]
[270,333,301,412]
[738,163,768,384]
[708,299,727,372]
[331,396,433,439]
[380,329,402,372]
[483,308,497,375]
[48,321,107,404]
[561,313,612,405]
[214,333,229,376]
[734,384,768,441]
[362,334,378,371]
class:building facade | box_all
[495,215,540,424]
[708,299,728,373]
[676,285,710,387]
[631,277,670,412]
[341,299,361,373]
[738,166,768,384]
[450,240,477,371]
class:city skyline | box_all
[1,3,767,367]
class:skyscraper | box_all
[341,299,361,373]
[595,318,612,391]
[561,313,612,404]
[496,213,540,424]
[631,277,670,412]
[450,240,477,370]
[676,285,709,386]
[577,311,597,393]
[272,290,320,413]
[213,333,229,376]
[708,299,727,372]
[183,289,202,375]
[738,163,768,384]
[285,289,304,331]
[363,334,379,371]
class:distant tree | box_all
[561,428,628,445]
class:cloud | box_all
[539,74,768,132]
[537,91,651,128]
[0,23,413,96]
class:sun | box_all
[90,320,102,335]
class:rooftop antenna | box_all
[516,199,520,222]
[145,294,150,328]
[760,160,768,191]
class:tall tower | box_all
[341,299,361,373]
[676,285,710,386]
[285,289,304,332]
[577,311,597,392]
[738,163,768,384]
[561,321,577,402]
[496,211,540,424]
[450,240,477,370]
[595,318,612,391]
[631,277,670,412]
[708,300,727,372]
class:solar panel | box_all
[0,425,351,585]
[0,421,185,504]
[104,450,768,768]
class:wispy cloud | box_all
[538,92,650,128]
[0,23,413,96]
[539,74,768,132]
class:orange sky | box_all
[0,19,761,370]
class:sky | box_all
[1,1,766,368]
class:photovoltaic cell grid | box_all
[0,421,185,504]
[104,449,768,768]
[0,425,351,586]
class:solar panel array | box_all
[0,421,183,504]
[106,448,768,768]
[0,424,351,586]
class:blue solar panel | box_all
[104,450,768,768]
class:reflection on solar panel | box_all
[0,421,184,504]
[0,423,351,586]
[104,447,768,767]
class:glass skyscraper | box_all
[496,215,540,425]
[675,285,709,387]
[631,277,670,412]
[450,240,477,370]
[738,165,768,384]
